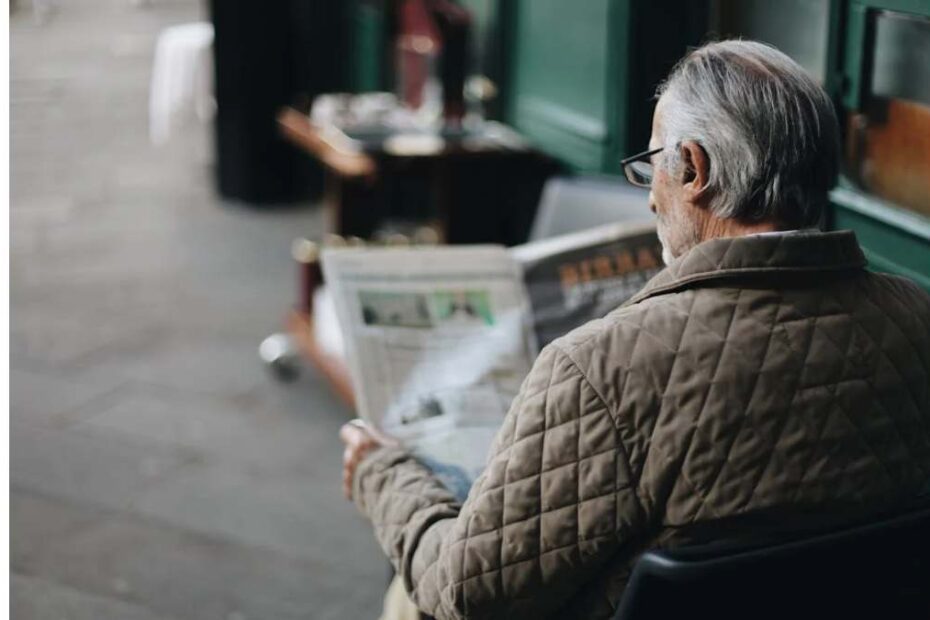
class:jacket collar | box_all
[627,230,867,306]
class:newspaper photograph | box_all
[323,246,537,494]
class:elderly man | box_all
[340,40,930,619]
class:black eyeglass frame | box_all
[620,146,664,188]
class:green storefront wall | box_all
[343,0,930,289]
[500,0,708,173]
[497,0,930,290]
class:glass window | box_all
[846,10,930,218]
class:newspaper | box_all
[323,222,662,495]
[513,221,662,348]
[323,246,537,496]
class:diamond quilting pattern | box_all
[353,231,930,620]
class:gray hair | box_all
[656,40,839,228]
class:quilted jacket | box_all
[353,230,930,620]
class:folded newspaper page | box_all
[323,246,537,497]
[323,222,662,495]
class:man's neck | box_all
[699,215,780,243]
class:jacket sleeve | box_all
[353,344,647,619]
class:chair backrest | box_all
[528,175,650,241]
[614,505,930,620]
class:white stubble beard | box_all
[656,224,675,266]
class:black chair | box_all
[614,504,930,620]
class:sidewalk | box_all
[10,1,386,618]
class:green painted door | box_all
[506,0,617,171]
[500,0,707,173]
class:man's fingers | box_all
[343,462,352,496]
[343,449,356,498]
[340,419,398,451]
[339,421,363,446]
[339,418,393,503]
[342,457,354,500]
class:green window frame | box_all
[827,0,930,291]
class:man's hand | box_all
[339,419,396,500]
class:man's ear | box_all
[678,141,710,202]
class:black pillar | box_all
[209,1,349,204]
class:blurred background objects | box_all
[10,1,385,618]
[9,0,930,618]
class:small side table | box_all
[277,107,561,245]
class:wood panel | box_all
[849,98,930,218]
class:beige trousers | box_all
[378,574,422,620]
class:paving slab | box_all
[13,490,385,620]
[11,0,393,616]
[13,574,179,620]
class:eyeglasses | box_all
[620,147,663,188]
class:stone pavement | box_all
[11,1,387,618]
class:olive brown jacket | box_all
[353,230,930,619]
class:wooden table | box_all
[277,106,561,245]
